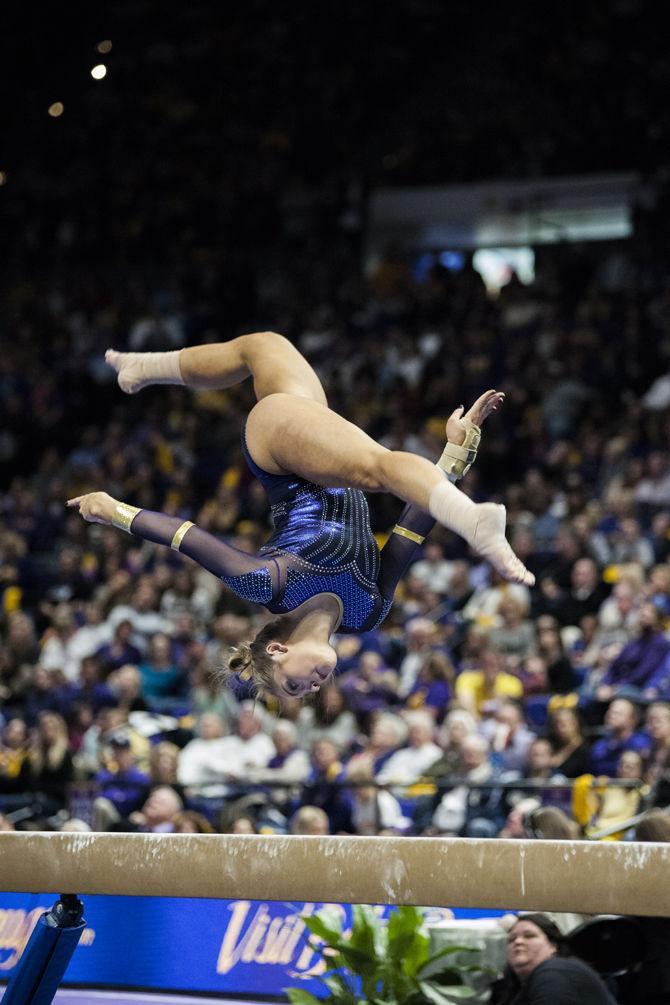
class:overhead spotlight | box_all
[91,64,107,80]
[0,171,7,186]
[96,40,112,54]
[48,102,65,117]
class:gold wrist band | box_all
[393,524,425,546]
[112,503,141,533]
[170,520,195,551]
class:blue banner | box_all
[0,894,504,996]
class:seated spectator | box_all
[492,913,617,1004]
[489,596,536,663]
[376,710,442,785]
[0,718,31,795]
[339,650,399,729]
[149,741,182,790]
[589,698,650,777]
[645,701,670,789]
[232,702,276,774]
[535,616,579,693]
[110,785,183,833]
[548,707,591,778]
[346,712,407,776]
[431,734,516,838]
[28,711,74,815]
[455,648,524,718]
[228,815,258,834]
[106,664,149,713]
[22,665,75,725]
[404,651,454,722]
[137,632,188,710]
[524,737,566,784]
[523,805,581,840]
[481,698,536,773]
[635,809,670,842]
[499,797,542,839]
[248,719,310,784]
[554,557,610,629]
[290,805,330,835]
[409,540,456,595]
[177,713,234,787]
[425,709,478,779]
[70,655,117,715]
[296,685,357,752]
[172,809,215,833]
[396,618,444,698]
[300,736,350,834]
[462,570,531,629]
[574,750,646,839]
[190,660,239,731]
[93,731,150,825]
[595,601,670,704]
[96,618,143,674]
[344,760,411,834]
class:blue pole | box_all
[3,895,85,1005]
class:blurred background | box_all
[2,0,670,851]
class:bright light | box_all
[48,102,65,118]
[0,171,7,186]
[90,64,107,80]
[96,40,112,54]
[472,247,535,297]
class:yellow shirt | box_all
[455,670,523,715]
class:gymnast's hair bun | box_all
[229,642,254,681]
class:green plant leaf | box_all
[418,980,477,1003]
[387,906,426,972]
[303,912,344,945]
[285,989,322,1005]
[420,944,478,971]
[350,905,383,961]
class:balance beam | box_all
[0,833,668,916]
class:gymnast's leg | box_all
[245,394,533,585]
[105,332,327,404]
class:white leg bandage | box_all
[105,349,184,394]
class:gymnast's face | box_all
[266,638,337,698]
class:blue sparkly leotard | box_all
[128,429,437,633]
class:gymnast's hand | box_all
[66,491,120,525]
[446,389,504,445]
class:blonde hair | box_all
[30,712,70,774]
[220,615,295,696]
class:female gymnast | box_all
[67,332,533,698]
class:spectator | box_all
[489,596,536,662]
[455,648,524,717]
[96,618,143,674]
[111,785,184,833]
[177,713,233,787]
[481,698,537,773]
[596,601,670,704]
[548,707,591,778]
[346,712,407,776]
[0,718,31,796]
[339,650,399,728]
[492,913,617,1004]
[106,664,149,714]
[248,719,310,784]
[645,701,670,788]
[289,805,330,835]
[404,651,454,722]
[149,741,182,790]
[397,618,443,698]
[28,711,74,814]
[345,760,411,835]
[589,698,650,777]
[425,709,478,779]
[92,731,150,829]
[137,632,187,709]
[535,616,579,694]
[555,558,609,629]
[431,734,516,838]
[300,737,352,833]
[172,809,215,833]
[297,685,357,751]
[376,710,442,785]
[409,541,456,595]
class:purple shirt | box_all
[602,632,670,689]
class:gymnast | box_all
[67,333,533,698]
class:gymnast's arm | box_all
[376,390,503,603]
[66,492,275,584]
